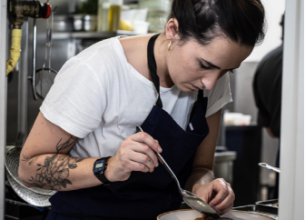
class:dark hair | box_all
[280,13,285,39]
[169,0,266,46]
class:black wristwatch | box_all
[93,157,111,186]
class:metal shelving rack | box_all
[52,30,140,40]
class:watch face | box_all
[96,163,104,169]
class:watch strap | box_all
[94,157,111,186]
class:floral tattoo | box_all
[22,136,84,190]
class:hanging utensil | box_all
[258,162,281,173]
[35,7,58,100]
[136,126,220,218]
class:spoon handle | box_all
[136,126,182,190]
[258,162,281,173]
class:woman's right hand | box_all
[105,131,162,182]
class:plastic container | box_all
[84,15,97,31]
[139,0,171,32]
[108,0,123,31]
[97,0,110,32]
[132,20,149,34]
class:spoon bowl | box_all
[136,126,220,218]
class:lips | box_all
[191,84,202,90]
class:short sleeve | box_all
[205,72,233,117]
[40,58,107,138]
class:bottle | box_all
[97,0,110,32]
[108,0,123,32]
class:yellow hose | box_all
[6,29,22,76]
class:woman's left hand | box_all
[193,178,235,216]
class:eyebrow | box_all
[201,58,240,70]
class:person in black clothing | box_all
[253,14,284,199]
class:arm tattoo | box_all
[22,154,40,166]
[24,135,84,190]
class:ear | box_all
[165,18,180,40]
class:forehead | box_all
[180,37,253,69]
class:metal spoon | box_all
[258,162,281,173]
[136,126,220,218]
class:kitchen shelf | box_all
[52,30,141,40]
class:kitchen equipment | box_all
[6,173,51,207]
[136,126,220,218]
[255,199,278,215]
[258,163,281,173]
[53,15,73,32]
[97,0,110,32]
[84,15,97,31]
[73,14,84,31]
[214,149,236,184]
[138,0,171,33]
[157,209,276,220]
[108,0,123,31]
[5,147,54,196]
[232,200,278,218]
[35,11,58,100]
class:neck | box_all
[154,33,174,88]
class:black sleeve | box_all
[252,67,271,127]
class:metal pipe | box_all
[15,18,29,149]
[31,17,38,100]
[0,0,8,218]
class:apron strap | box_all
[147,33,163,108]
[197,89,204,101]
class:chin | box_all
[177,85,195,93]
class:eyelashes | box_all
[200,61,236,74]
[200,62,211,70]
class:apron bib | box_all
[46,34,209,220]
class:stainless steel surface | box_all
[5,147,55,196]
[136,126,220,218]
[214,151,236,184]
[73,14,84,31]
[233,205,278,220]
[31,18,38,100]
[16,19,29,149]
[255,199,278,215]
[84,15,97,31]
[52,31,116,39]
[35,13,58,100]
[53,15,73,32]
[6,173,51,207]
[0,0,8,218]
[258,163,281,173]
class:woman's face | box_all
[166,37,253,92]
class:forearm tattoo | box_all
[22,136,84,190]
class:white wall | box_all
[245,0,285,62]
[279,0,304,218]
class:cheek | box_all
[171,59,196,79]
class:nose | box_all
[201,71,221,90]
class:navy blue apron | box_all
[46,34,210,220]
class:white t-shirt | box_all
[40,37,232,158]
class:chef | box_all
[18,0,266,219]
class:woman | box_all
[19,0,265,219]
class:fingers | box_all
[128,151,156,172]
[131,132,162,154]
[130,142,159,168]
[115,131,162,177]
[126,159,151,173]
[209,179,235,215]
